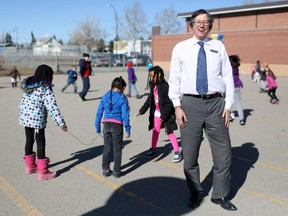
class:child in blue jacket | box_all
[95,76,131,178]
[61,65,78,93]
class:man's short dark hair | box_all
[189,9,214,30]
[83,53,90,57]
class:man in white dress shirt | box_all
[168,9,237,211]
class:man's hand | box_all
[175,107,187,128]
[222,109,231,127]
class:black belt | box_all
[183,92,222,100]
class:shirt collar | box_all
[192,36,211,45]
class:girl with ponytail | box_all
[95,76,131,178]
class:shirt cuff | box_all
[172,99,181,107]
[225,101,233,110]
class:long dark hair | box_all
[109,76,127,109]
[33,64,54,83]
[267,68,276,80]
[148,66,164,85]
[229,55,241,68]
[24,64,54,86]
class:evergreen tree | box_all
[5,33,13,44]
[31,31,36,46]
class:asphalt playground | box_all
[0,66,287,216]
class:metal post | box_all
[106,4,118,55]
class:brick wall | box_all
[152,7,288,76]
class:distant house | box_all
[0,43,17,54]
[33,37,62,56]
[114,40,151,57]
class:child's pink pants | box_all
[151,116,179,152]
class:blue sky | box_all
[0,0,273,44]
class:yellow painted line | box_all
[255,161,288,173]
[158,161,182,170]
[160,157,288,206]
[75,164,175,216]
[71,155,288,209]
[233,156,288,173]
[0,176,42,216]
[240,188,288,206]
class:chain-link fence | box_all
[0,49,81,73]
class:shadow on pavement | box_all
[49,145,104,176]
[85,96,102,101]
[121,143,173,176]
[200,142,259,200]
[243,108,254,123]
[82,177,193,216]
[50,140,134,176]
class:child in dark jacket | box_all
[61,65,78,93]
[137,66,182,163]
[10,66,21,88]
[95,76,131,178]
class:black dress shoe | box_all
[187,192,203,209]
[211,197,237,211]
[112,171,123,178]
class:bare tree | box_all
[153,6,183,34]
[69,17,103,52]
[121,2,149,41]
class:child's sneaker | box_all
[172,151,182,163]
[271,99,277,104]
[229,114,235,122]
[144,148,157,159]
[77,95,85,102]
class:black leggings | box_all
[24,127,46,159]
[267,87,278,101]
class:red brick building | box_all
[151,1,288,76]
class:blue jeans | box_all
[102,122,123,173]
[79,77,90,99]
[62,82,78,93]
[127,81,139,96]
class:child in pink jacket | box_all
[266,66,279,104]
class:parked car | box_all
[126,55,151,66]
[91,54,115,67]
[113,54,127,67]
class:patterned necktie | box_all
[196,41,208,95]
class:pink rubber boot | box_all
[23,153,37,174]
[37,158,56,181]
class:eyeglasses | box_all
[194,20,209,26]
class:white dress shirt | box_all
[168,36,234,110]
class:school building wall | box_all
[151,7,288,77]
